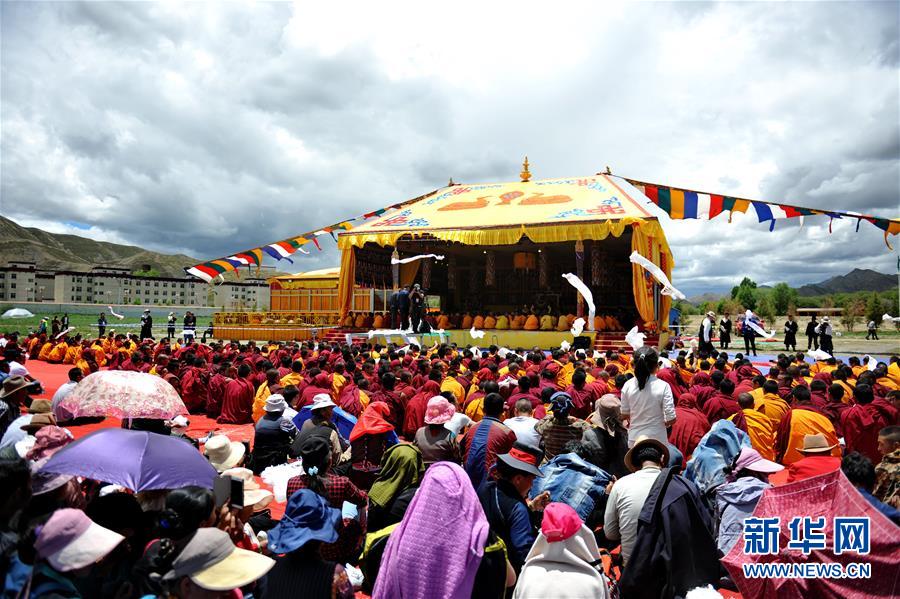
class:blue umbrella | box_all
[40,428,216,492]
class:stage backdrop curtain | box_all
[630,222,671,331]
[399,261,420,287]
[338,247,356,321]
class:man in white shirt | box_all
[699,311,715,354]
[51,367,84,422]
[603,436,668,565]
[504,398,542,448]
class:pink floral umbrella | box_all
[58,370,187,420]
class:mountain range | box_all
[0,215,264,279]
[687,268,896,304]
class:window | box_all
[10,283,15,289]
[10,273,16,279]
[0,273,4,278]
[154,282,159,287]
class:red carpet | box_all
[23,359,284,519]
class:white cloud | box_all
[0,0,897,295]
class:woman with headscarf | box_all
[582,394,629,478]
[668,392,712,460]
[349,401,399,489]
[367,443,426,531]
[513,502,609,599]
[371,462,511,599]
[536,392,590,460]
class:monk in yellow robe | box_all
[372,314,385,329]
[730,394,777,460]
[342,313,355,327]
[437,314,451,330]
[510,315,523,330]
[608,316,623,331]
[465,395,485,422]
[280,365,304,388]
[593,315,606,332]
[887,361,900,387]
[354,313,366,328]
[555,316,569,332]
[63,344,81,365]
[441,376,465,404]
[484,314,497,329]
[48,342,69,364]
[38,342,54,361]
[539,314,554,331]
[524,315,539,330]
[776,394,841,465]
[495,315,509,330]
[461,314,474,329]
[472,315,485,329]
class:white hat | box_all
[9,363,29,378]
[706,311,715,317]
[309,393,336,412]
[203,435,246,472]
[822,316,830,323]
[264,394,288,412]
[34,509,124,572]
[163,528,273,591]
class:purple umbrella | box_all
[40,429,216,492]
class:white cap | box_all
[310,393,336,411]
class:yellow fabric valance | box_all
[338,218,662,250]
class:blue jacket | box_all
[715,476,770,555]
[529,452,612,521]
[684,419,751,496]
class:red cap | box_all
[541,502,582,542]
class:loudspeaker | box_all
[573,335,592,350]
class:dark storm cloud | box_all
[0,0,897,293]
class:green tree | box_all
[736,285,757,311]
[133,297,142,305]
[731,277,757,299]
[865,292,884,324]
[133,268,161,278]
[757,295,776,326]
[771,283,797,315]
[840,297,865,332]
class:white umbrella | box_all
[1,308,34,319]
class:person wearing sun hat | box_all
[251,394,297,474]
[478,442,551,573]
[203,434,246,473]
[715,446,784,554]
[162,527,274,598]
[513,502,609,599]
[0,375,38,440]
[413,396,461,466]
[263,489,353,598]
[786,432,843,483]
[26,508,125,597]
[604,435,667,565]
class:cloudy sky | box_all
[2,1,898,296]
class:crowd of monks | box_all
[342,311,626,332]
[13,329,900,477]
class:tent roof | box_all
[267,267,339,283]
[338,174,660,249]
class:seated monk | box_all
[509,315,523,330]
[566,314,576,328]
[437,313,450,330]
[495,314,509,330]
[373,314,385,329]
[47,342,69,364]
[363,313,374,328]
[461,313,474,329]
[484,314,497,329]
[524,314,539,330]
[555,315,569,332]
[38,342,54,361]
[354,313,366,328]
[63,344,80,365]
[343,312,355,327]
[540,314,554,331]
[593,315,606,332]
[473,315,485,329]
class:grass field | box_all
[0,311,213,338]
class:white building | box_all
[1,262,269,309]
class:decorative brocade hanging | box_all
[538,250,548,288]
[447,256,457,290]
[422,257,432,289]
[485,251,496,287]
[591,243,602,286]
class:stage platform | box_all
[323,328,664,352]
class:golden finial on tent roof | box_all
[520,156,531,182]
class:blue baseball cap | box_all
[267,489,341,554]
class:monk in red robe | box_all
[217,363,255,424]
[180,357,210,414]
[206,361,232,419]
[565,370,601,420]
[702,378,740,423]
[668,392,710,459]
[403,379,442,439]
[842,383,898,464]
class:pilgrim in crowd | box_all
[0,321,898,599]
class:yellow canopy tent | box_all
[337,173,675,330]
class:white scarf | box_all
[513,526,609,599]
